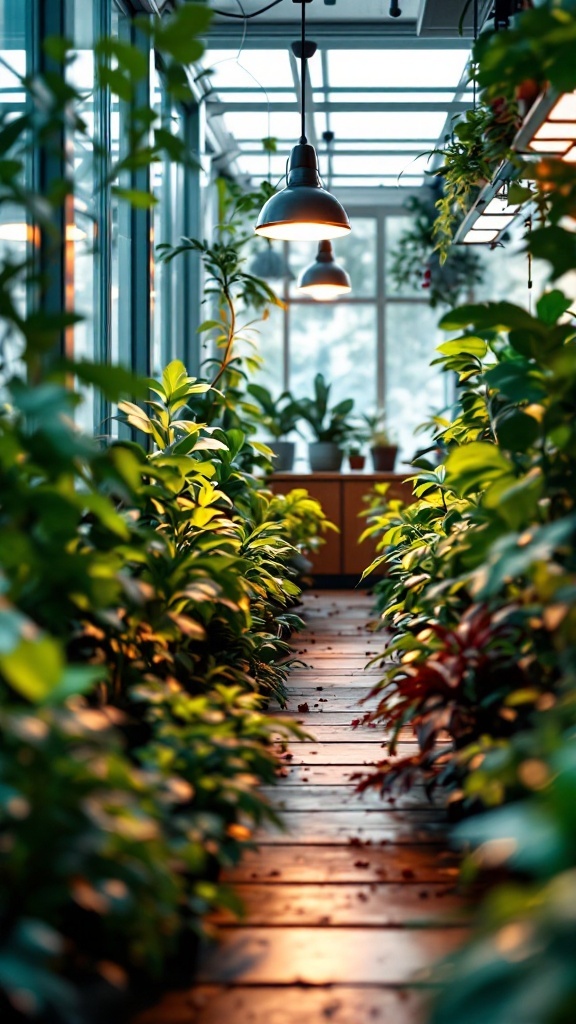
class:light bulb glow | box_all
[298,282,351,301]
[255,221,351,242]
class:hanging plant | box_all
[431,93,520,262]
[390,186,484,307]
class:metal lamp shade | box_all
[297,239,351,301]
[249,247,294,281]
[255,143,351,242]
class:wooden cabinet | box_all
[270,472,413,579]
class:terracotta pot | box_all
[348,453,366,470]
[371,445,398,471]
[309,441,343,472]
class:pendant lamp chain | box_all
[300,1,307,144]
[254,0,350,242]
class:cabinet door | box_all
[271,477,342,574]
[343,480,378,577]
[343,477,414,577]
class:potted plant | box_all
[292,373,355,472]
[347,446,366,471]
[346,422,371,470]
[246,383,300,471]
[364,412,398,471]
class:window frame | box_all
[275,205,440,416]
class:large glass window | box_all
[67,0,99,431]
[289,302,378,410]
[251,211,448,466]
[152,66,187,375]
[473,220,548,306]
[0,0,29,380]
[385,302,448,459]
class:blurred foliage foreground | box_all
[0,6,335,1021]
[358,4,576,1022]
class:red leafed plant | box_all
[353,604,531,797]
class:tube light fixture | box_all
[512,89,576,162]
[458,183,520,245]
[255,0,350,242]
[297,239,351,300]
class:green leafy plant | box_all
[361,411,396,448]
[0,10,338,1020]
[354,11,576,1016]
[292,373,355,445]
[245,383,301,440]
[431,99,520,262]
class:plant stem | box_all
[211,276,236,389]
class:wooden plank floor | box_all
[136,591,467,1024]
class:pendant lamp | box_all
[297,238,351,300]
[249,244,294,281]
[255,1,350,242]
[297,131,351,300]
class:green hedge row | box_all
[0,357,333,1021]
[359,4,576,1020]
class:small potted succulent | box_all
[292,373,355,472]
[347,446,366,471]
[346,422,370,470]
[246,383,300,472]
[364,412,398,471]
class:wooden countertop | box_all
[269,471,410,482]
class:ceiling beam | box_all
[207,100,470,113]
[237,147,434,155]
[203,22,471,48]
[211,86,474,95]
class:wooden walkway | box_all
[138,591,467,1024]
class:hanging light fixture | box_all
[297,239,351,300]
[455,181,521,246]
[249,243,294,281]
[297,131,351,300]
[255,0,351,241]
[512,89,576,162]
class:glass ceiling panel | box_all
[216,91,295,104]
[213,110,301,140]
[202,49,294,90]
[320,140,433,152]
[332,154,430,176]
[308,54,324,90]
[335,176,424,187]
[321,91,460,104]
[326,49,469,89]
[236,154,291,177]
[328,110,447,140]
[201,42,472,194]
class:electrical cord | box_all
[300,0,306,143]
[210,0,285,18]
